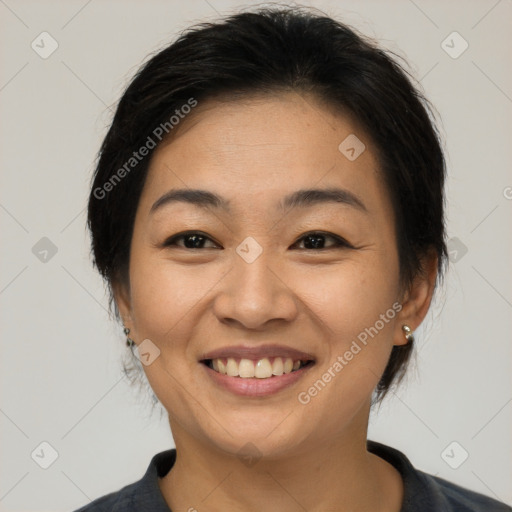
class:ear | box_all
[112,277,134,329]
[393,250,438,346]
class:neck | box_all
[159,408,403,512]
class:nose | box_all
[212,247,299,331]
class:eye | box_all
[163,231,220,249]
[162,230,353,251]
[292,231,353,250]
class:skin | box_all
[114,92,438,512]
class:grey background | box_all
[1,0,511,510]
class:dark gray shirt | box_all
[73,440,511,511]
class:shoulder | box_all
[367,440,511,512]
[424,472,512,512]
[72,487,130,512]
[71,449,176,512]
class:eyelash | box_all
[162,231,354,251]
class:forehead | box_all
[140,92,388,218]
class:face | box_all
[116,92,422,459]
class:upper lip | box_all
[200,345,315,361]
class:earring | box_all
[401,325,414,343]
[124,326,135,347]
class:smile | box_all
[202,357,314,379]
[199,344,316,396]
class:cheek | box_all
[297,254,400,403]
[301,254,399,336]
[129,252,212,336]
[294,269,399,434]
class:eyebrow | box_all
[150,187,368,215]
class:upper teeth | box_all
[210,357,304,378]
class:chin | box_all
[197,415,313,462]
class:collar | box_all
[113,440,449,512]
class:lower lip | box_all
[201,363,314,397]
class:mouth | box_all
[201,356,315,379]
[199,345,316,396]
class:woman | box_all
[76,6,511,512]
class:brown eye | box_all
[163,231,352,251]
[164,232,220,249]
[293,232,352,250]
